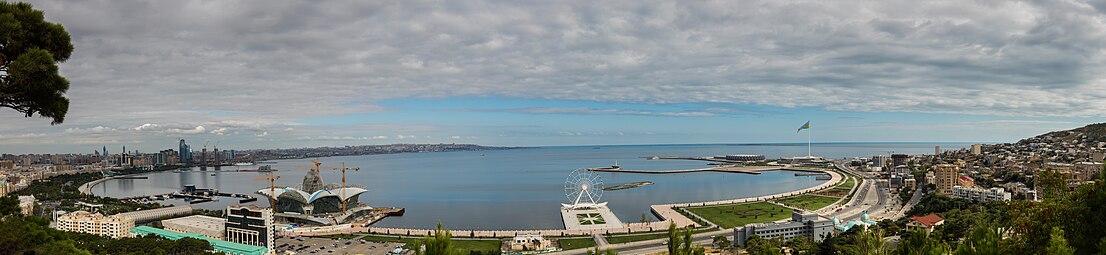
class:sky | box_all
[2,0,1105,154]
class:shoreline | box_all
[281,169,841,237]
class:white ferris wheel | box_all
[561,168,606,209]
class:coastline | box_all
[281,169,842,237]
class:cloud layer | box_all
[3,0,1106,151]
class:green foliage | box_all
[0,1,74,124]
[1047,227,1076,255]
[415,222,463,255]
[713,235,732,250]
[743,235,783,255]
[14,172,163,215]
[0,195,19,216]
[894,229,949,255]
[840,229,888,255]
[666,222,705,255]
[951,221,1002,255]
[784,236,815,255]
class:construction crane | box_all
[254,171,280,209]
[297,160,360,212]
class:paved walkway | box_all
[284,169,843,238]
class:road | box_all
[551,161,903,255]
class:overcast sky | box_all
[2,0,1105,154]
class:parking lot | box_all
[275,236,409,255]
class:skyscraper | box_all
[179,139,192,165]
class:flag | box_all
[797,121,810,133]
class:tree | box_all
[784,236,815,255]
[666,222,705,255]
[894,229,949,255]
[1047,227,1075,255]
[0,2,74,124]
[952,221,1002,255]
[0,195,19,216]
[586,246,617,255]
[840,228,888,255]
[415,222,462,255]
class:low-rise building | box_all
[952,186,1011,202]
[55,211,135,239]
[132,226,268,255]
[908,214,944,233]
[510,234,552,252]
[116,205,193,223]
[734,210,834,246]
[162,215,226,240]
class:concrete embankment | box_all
[79,176,113,195]
[284,169,843,239]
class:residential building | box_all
[935,164,959,196]
[55,211,135,239]
[872,155,888,168]
[971,144,982,155]
[908,214,944,233]
[18,195,35,215]
[891,154,909,167]
[734,210,834,246]
[162,215,227,240]
[904,178,917,191]
[953,186,1012,202]
[225,205,273,252]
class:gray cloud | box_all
[3,0,1105,151]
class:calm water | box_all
[92,143,968,230]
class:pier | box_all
[586,165,783,175]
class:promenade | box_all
[282,169,843,238]
[587,165,783,174]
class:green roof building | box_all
[131,226,269,255]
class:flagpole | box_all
[807,126,811,157]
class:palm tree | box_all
[842,228,889,255]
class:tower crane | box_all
[298,160,361,212]
[254,171,280,209]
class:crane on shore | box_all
[299,160,361,211]
[254,171,280,209]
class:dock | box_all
[586,165,783,175]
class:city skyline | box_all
[3,0,1106,154]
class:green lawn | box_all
[835,173,856,190]
[606,233,667,244]
[360,235,501,253]
[775,195,840,211]
[685,202,792,228]
[558,238,597,250]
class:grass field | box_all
[775,195,840,211]
[606,233,667,244]
[685,202,791,228]
[558,238,597,250]
[360,235,501,253]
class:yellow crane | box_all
[308,161,360,212]
[254,171,280,209]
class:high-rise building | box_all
[179,139,192,165]
[971,144,982,155]
[935,146,941,155]
[935,164,959,196]
[891,154,909,167]
[225,205,273,252]
[871,155,888,168]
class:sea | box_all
[90,142,969,230]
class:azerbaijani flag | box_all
[797,121,810,133]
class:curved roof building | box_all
[256,169,367,215]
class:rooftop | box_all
[131,226,268,255]
[910,214,944,227]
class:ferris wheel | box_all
[562,168,606,209]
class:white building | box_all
[734,211,834,246]
[18,195,35,215]
[162,215,227,240]
[952,186,1011,202]
[55,211,135,239]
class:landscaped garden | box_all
[775,194,841,211]
[684,202,792,228]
